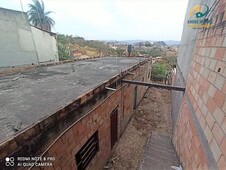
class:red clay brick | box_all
[210,48,217,58]
[219,4,225,13]
[208,84,217,98]
[208,59,217,70]
[221,137,226,157]
[215,48,225,60]
[61,129,73,144]
[204,124,214,144]
[222,81,226,94]
[213,89,225,107]
[215,75,225,90]
[198,86,205,96]
[213,107,224,125]
[223,100,226,113]
[194,135,201,149]
[202,92,209,105]
[206,112,216,130]
[203,79,210,91]
[210,138,222,162]
[55,143,67,157]
[217,155,226,170]
[92,112,99,121]
[208,71,217,83]
[212,123,225,145]
[215,36,224,46]
[207,97,217,113]
[221,117,226,134]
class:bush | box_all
[151,63,168,81]
[58,43,70,61]
[163,56,177,67]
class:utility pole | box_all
[19,0,24,12]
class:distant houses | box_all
[0,7,59,68]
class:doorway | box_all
[110,108,118,148]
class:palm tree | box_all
[27,0,55,32]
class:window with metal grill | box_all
[75,131,99,170]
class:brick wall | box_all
[0,57,151,169]
[173,98,209,169]
[33,63,149,170]
[173,0,226,169]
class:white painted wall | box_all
[31,27,59,63]
[0,8,38,67]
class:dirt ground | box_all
[105,87,173,170]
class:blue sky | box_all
[0,0,189,41]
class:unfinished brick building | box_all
[172,0,226,169]
[0,57,151,169]
[1,0,226,169]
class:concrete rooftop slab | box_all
[0,57,146,143]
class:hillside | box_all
[57,35,118,60]
[57,35,179,60]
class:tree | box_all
[27,0,55,32]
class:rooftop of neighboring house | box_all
[0,57,147,143]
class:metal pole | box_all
[121,79,185,92]
[19,0,24,12]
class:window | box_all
[75,131,99,170]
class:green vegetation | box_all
[151,56,177,81]
[57,35,70,61]
[131,50,139,57]
[57,43,70,61]
[151,63,168,81]
[163,56,177,67]
[139,48,162,57]
[27,0,55,32]
[115,49,124,56]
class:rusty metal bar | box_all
[121,79,185,92]
[105,87,116,91]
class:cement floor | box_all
[0,57,145,143]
